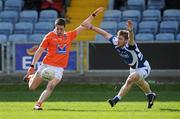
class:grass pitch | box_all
[0,84,180,119]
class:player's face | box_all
[54,25,65,36]
[117,35,127,47]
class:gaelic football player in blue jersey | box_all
[82,20,156,108]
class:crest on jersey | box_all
[56,44,67,54]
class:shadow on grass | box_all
[46,108,145,112]
[160,108,180,112]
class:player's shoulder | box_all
[109,35,117,40]
[45,31,56,38]
[109,35,118,45]
[66,30,77,35]
[126,42,137,50]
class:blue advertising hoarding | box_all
[15,43,77,71]
[0,43,2,71]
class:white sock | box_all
[145,92,153,96]
[116,95,121,100]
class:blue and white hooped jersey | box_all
[109,36,149,69]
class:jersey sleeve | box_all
[109,36,118,46]
[68,30,77,41]
[39,34,50,49]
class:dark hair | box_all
[117,30,129,40]
[55,18,66,27]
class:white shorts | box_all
[130,61,151,80]
[37,64,64,80]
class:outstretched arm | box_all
[126,20,135,46]
[81,22,112,40]
[74,7,104,35]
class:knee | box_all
[126,74,139,85]
[29,85,37,91]
[125,79,134,85]
[46,84,55,91]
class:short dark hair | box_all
[55,18,66,27]
[117,30,129,40]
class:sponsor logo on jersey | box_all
[56,44,67,54]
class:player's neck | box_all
[53,31,64,37]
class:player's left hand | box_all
[93,7,104,16]
[126,20,133,31]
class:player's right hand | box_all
[27,66,35,76]
[126,20,133,31]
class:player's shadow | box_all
[160,108,180,112]
[47,108,144,112]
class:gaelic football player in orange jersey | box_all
[23,7,104,110]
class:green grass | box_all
[0,84,180,119]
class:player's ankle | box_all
[112,95,121,103]
[35,101,42,107]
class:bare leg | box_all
[136,79,152,94]
[118,72,140,97]
[28,72,43,90]
[136,79,156,108]
[108,72,141,107]
[37,78,61,103]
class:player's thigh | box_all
[29,71,43,90]
[134,67,150,80]
[46,78,61,90]
[45,68,63,90]
[127,72,141,83]
[29,64,49,87]
[136,79,148,86]
[46,65,64,87]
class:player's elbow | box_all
[104,33,112,40]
